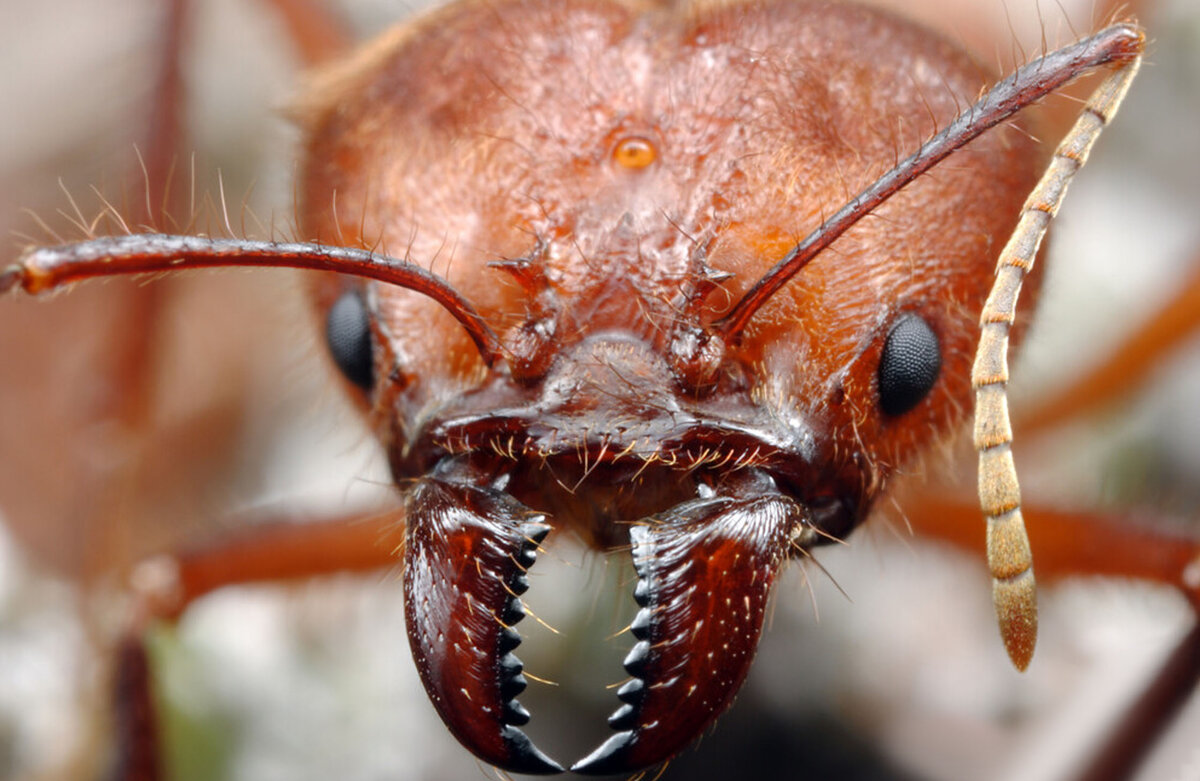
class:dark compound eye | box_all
[325,289,374,391]
[877,313,941,416]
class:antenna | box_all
[3,234,504,366]
[972,47,1142,671]
[714,24,1144,344]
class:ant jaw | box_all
[403,467,563,774]
[573,469,801,774]
[403,462,804,776]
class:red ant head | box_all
[298,0,1045,772]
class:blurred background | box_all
[1,0,1198,779]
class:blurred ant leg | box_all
[167,508,406,609]
[72,0,195,584]
[901,489,1200,609]
[110,508,404,781]
[899,488,1200,781]
[1074,622,1200,781]
[140,0,192,224]
[1020,250,1200,434]
[136,0,351,207]
[260,0,354,66]
[111,634,160,781]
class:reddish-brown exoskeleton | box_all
[3,1,1199,779]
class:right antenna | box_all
[715,24,1146,345]
[971,30,1144,672]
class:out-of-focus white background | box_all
[0,1,1198,779]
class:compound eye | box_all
[877,313,941,416]
[326,289,375,392]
